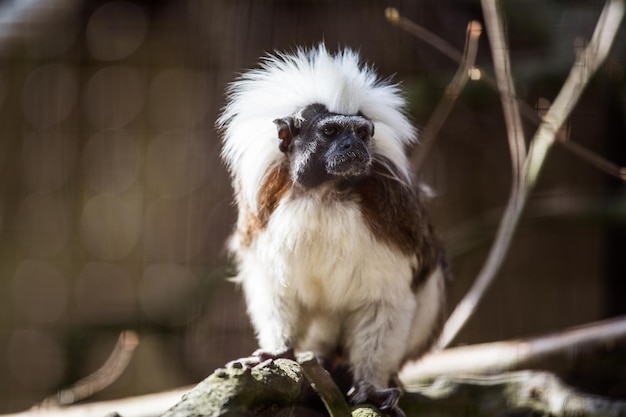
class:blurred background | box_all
[0,0,625,413]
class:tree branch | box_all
[410,20,483,172]
[385,6,626,182]
[524,0,626,186]
[42,331,139,407]
[6,320,626,417]
[3,388,189,417]
[480,0,527,186]
[401,371,626,417]
[384,8,463,63]
[298,352,352,417]
[438,0,625,349]
[401,316,626,383]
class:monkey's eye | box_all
[355,127,369,140]
[322,125,339,138]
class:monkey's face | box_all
[274,104,374,189]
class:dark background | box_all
[0,0,625,412]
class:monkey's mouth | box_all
[326,152,372,177]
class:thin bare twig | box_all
[411,20,483,172]
[385,8,463,63]
[435,1,529,346]
[42,331,140,407]
[438,182,525,349]
[386,6,626,182]
[565,140,626,180]
[481,0,527,186]
[402,316,626,382]
[438,0,625,349]
[524,0,626,185]
[5,388,188,417]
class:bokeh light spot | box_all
[149,69,210,129]
[145,130,210,198]
[82,130,142,193]
[84,66,145,129]
[21,64,78,128]
[86,1,147,61]
[80,194,141,261]
[75,262,135,323]
[12,260,68,324]
[21,130,77,192]
[139,263,198,325]
[16,193,70,258]
[143,198,210,263]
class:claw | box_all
[226,348,296,370]
[347,381,405,417]
[252,347,296,362]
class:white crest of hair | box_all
[218,44,417,211]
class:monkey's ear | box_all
[273,117,299,153]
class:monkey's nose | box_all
[339,136,358,151]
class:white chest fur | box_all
[242,191,417,312]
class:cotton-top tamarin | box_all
[218,44,448,417]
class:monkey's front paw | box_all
[226,348,296,369]
[252,347,296,362]
[347,381,405,417]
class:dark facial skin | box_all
[274,104,374,189]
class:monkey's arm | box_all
[344,297,415,417]
[238,260,303,356]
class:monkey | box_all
[217,45,448,417]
